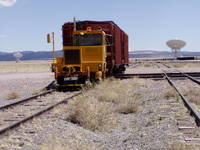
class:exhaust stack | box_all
[73,17,76,31]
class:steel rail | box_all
[160,63,200,86]
[0,92,82,135]
[160,63,171,68]
[115,72,200,79]
[0,90,55,110]
[179,72,200,85]
[0,81,56,110]
[43,80,55,90]
[163,71,200,126]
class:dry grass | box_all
[164,87,177,99]
[95,79,140,114]
[170,63,200,68]
[96,78,141,103]
[67,96,117,132]
[6,92,20,100]
[65,79,143,132]
[188,94,200,106]
[182,88,200,105]
[143,62,151,67]
[169,141,200,150]
[184,63,200,68]
[32,89,43,95]
[96,79,123,103]
[52,104,66,116]
[171,63,185,68]
[0,60,51,73]
[117,98,139,114]
[40,144,66,150]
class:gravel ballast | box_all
[0,79,200,150]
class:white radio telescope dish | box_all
[166,39,186,59]
[13,52,23,62]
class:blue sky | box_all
[0,0,200,52]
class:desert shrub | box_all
[95,79,121,103]
[96,78,141,104]
[164,87,177,99]
[6,92,20,100]
[97,89,119,103]
[52,104,66,116]
[95,79,142,114]
[117,98,139,114]
[182,88,200,106]
[188,93,200,106]
[66,96,117,132]
[66,78,144,132]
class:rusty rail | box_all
[0,92,81,135]
[115,72,200,79]
[0,90,55,110]
[160,63,200,86]
[43,80,55,90]
[163,71,200,126]
[0,81,56,110]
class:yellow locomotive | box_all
[52,29,107,87]
[50,20,129,87]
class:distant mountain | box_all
[1,50,200,61]
[129,50,200,58]
[0,51,62,61]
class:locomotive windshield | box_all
[73,34,103,46]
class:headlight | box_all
[98,64,102,70]
[74,67,80,71]
[63,67,69,72]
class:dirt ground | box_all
[0,60,52,73]
[0,72,54,102]
[0,60,54,101]
[127,59,200,73]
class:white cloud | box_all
[0,0,16,7]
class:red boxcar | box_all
[62,21,129,74]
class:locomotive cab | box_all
[55,30,107,86]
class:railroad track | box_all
[163,71,200,126]
[0,80,62,135]
[119,62,200,127]
[0,80,56,110]
[114,72,200,79]
[0,90,54,110]
[0,90,81,135]
[43,80,56,90]
[154,62,200,126]
[159,62,200,83]
[1,68,199,137]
